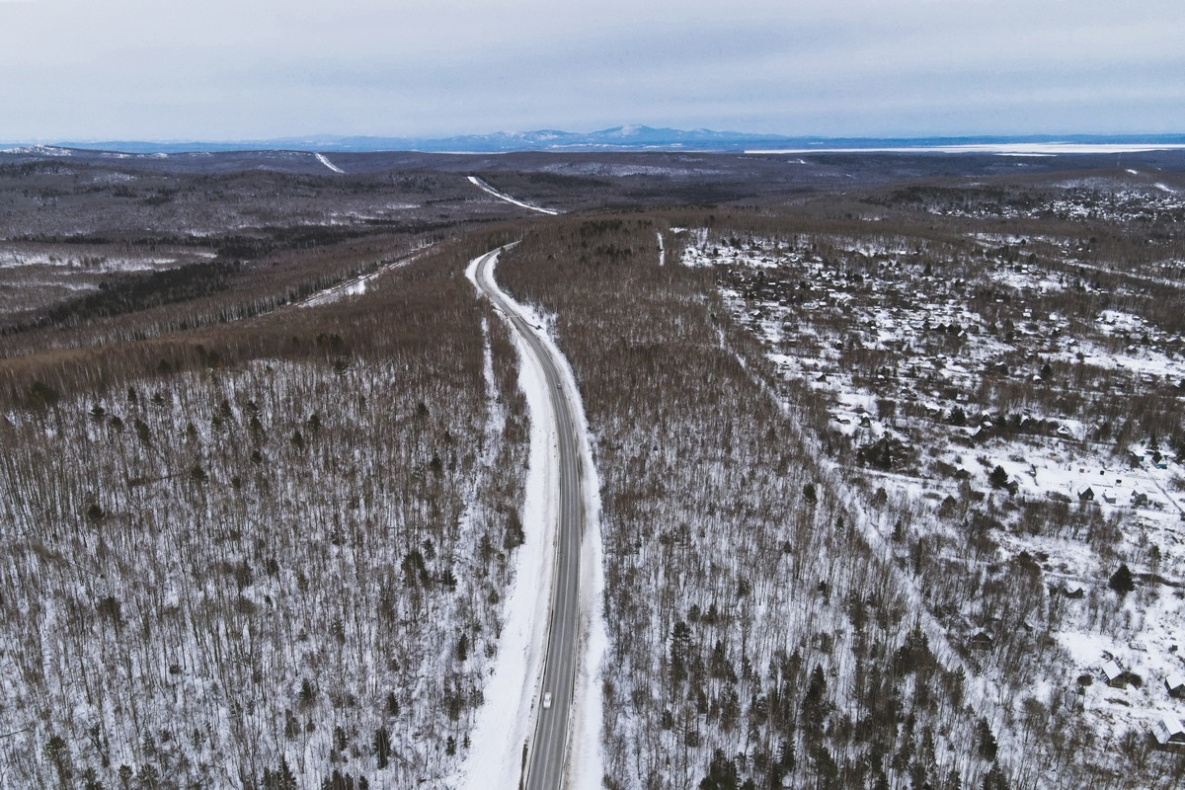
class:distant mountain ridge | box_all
[21,126,1185,155]
[40,127,792,154]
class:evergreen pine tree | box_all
[1109,564,1135,595]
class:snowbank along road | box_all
[475,247,586,790]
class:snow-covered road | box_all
[297,245,432,308]
[457,245,603,790]
[314,152,345,174]
[467,176,560,215]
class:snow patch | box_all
[0,144,72,157]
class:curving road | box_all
[475,247,584,790]
[468,176,561,216]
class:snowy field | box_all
[747,143,1185,155]
[0,244,215,272]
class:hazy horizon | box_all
[2,0,1183,143]
[7,127,1185,149]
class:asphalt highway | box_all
[475,247,584,790]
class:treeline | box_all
[41,259,242,325]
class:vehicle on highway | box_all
[542,692,553,710]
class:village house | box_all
[1152,713,1185,749]
[1166,673,1185,699]
[1054,581,1085,599]
[1101,660,1126,688]
[968,631,994,651]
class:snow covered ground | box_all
[0,254,532,788]
[747,143,1185,155]
[0,246,211,271]
[680,220,1185,783]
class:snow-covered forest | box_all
[0,243,531,788]
[497,219,1002,790]
[497,195,1185,789]
[3,149,1185,790]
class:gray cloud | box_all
[0,0,1181,141]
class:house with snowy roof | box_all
[1151,713,1185,749]
[1101,660,1126,688]
[1054,581,1085,599]
[968,631,994,651]
[1166,673,1185,699]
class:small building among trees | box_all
[1102,660,1126,688]
[1166,673,1185,699]
[1054,581,1086,599]
[968,631,994,651]
[1151,713,1185,749]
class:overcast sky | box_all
[1,0,1182,142]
